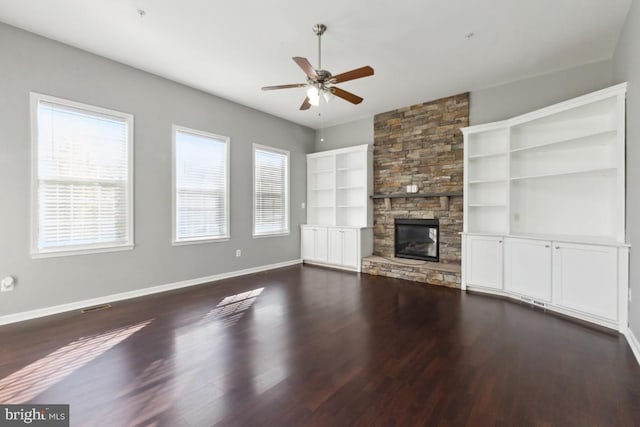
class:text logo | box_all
[1,405,69,426]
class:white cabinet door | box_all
[327,229,343,265]
[504,238,552,302]
[314,228,328,262]
[301,227,315,260]
[553,242,618,321]
[341,229,359,268]
[467,235,503,290]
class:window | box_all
[173,126,229,244]
[253,144,289,237]
[31,93,133,257]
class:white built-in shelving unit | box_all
[462,83,629,333]
[303,144,373,271]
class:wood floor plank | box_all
[1,264,639,426]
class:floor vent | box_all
[80,303,111,313]
[520,296,546,308]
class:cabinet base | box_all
[465,285,623,333]
[302,260,359,272]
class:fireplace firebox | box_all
[394,218,439,262]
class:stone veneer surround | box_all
[361,93,468,288]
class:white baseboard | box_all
[0,259,301,326]
[627,327,640,366]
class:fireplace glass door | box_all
[394,218,439,262]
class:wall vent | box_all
[80,303,111,313]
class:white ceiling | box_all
[0,0,632,129]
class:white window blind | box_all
[33,95,133,255]
[254,145,289,236]
[174,128,229,242]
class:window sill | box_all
[172,237,230,246]
[32,244,135,259]
[253,232,290,239]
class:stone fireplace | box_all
[361,93,468,288]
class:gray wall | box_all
[0,23,314,317]
[314,117,373,151]
[315,60,613,150]
[470,60,613,125]
[614,0,640,339]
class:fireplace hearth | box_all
[394,218,439,262]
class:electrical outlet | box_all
[235,249,241,257]
[1,276,15,292]
[301,202,305,209]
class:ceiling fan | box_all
[262,24,374,111]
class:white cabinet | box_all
[301,226,327,263]
[301,225,372,271]
[553,242,618,321]
[504,238,552,302]
[304,144,373,272]
[465,235,503,290]
[327,229,343,265]
[462,84,629,333]
[466,234,628,332]
[328,228,359,268]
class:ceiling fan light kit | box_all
[262,24,374,111]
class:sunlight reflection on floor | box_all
[0,319,153,404]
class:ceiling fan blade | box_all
[330,87,364,105]
[331,66,374,84]
[300,97,312,111]
[262,83,307,91]
[293,57,318,80]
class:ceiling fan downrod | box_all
[313,24,326,70]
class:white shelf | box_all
[468,152,507,159]
[510,129,616,154]
[468,178,507,185]
[307,144,372,227]
[507,232,627,246]
[464,83,626,244]
[510,167,615,181]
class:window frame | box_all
[172,125,231,245]
[252,143,290,238]
[30,92,135,258]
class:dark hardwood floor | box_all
[1,265,639,426]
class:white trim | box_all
[307,143,372,158]
[465,285,624,333]
[30,92,135,258]
[172,237,230,246]
[32,244,134,259]
[302,260,358,273]
[626,328,640,366]
[252,143,290,238]
[172,125,231,244]
[252,232,290,239]
[0,259,302,326]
